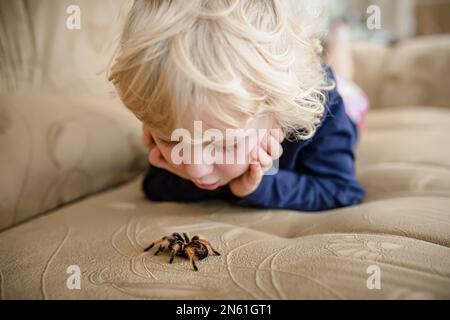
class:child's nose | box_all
[184,163,214,180]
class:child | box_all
[109,0,365,211]
[323,22,370,131]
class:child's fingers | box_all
[259,131,270,155]
[258,149,273,172]
[246,162,262,186]
[259,129,283,161]
[229,162,262,197]
[270,127,284,143]
[266,135,283,160]
[251,146,272,172]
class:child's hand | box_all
[229,128,284,197]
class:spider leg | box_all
[183,233,190,243]
[154,244,166,256]
[172,232,184,242]
[144,238,166,252]
[190,255,199,271]
[198,238,221,256]
[169,243,182,264]
[143,243,155,252]
[185,247,199,271]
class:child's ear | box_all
[141,124,156,149]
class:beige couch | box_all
[1,1,450,299]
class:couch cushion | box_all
[0,107,449,299]
[0,92,147,230]
[378,35,450,109]
[0,0,132,95]
[356,107,450,201]
[0,176,448,299]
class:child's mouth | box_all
[194,180,220,190]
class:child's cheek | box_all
[157,144,178,166]
[220,142,256,179]
[218,163,249,183]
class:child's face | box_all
[152,115,275,190]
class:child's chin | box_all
[218,180,230,188]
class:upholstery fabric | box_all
[0,108,449,299]
[0,92,147,230]
[0,0,449,299]
[379,35,450,109]
[0,0,132,95]
[352,36,450,109]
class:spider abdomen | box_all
[187,242,209,260]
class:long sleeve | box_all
[226,79,365,211]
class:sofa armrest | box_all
[352,35,450,109]
[379,35,450,109]
[0,91,147,230]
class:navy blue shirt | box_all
[142,67,365,211]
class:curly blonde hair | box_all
[109,0,332,142]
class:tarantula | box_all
[144,232,221,271]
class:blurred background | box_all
[325,0,450,43]
[1,0,449,95]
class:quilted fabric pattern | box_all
[1,108,449,299]
[0,92,148,230]
[1,0,450,300]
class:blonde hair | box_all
[109,0,332,142]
